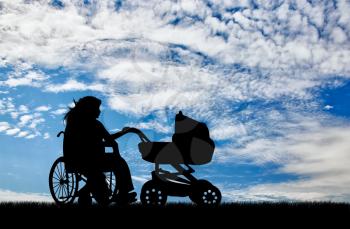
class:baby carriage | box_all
[138,111,222,206]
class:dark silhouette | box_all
[138,111,221,206]
[49,107,221,206]
[61,96,136,206]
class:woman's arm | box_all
[110,130,126,140]
[96,121,115,146]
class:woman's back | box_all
[63,100,106,166]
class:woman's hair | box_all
[64,96,102,122]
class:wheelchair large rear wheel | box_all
[49,157,79,205]
[102,170,119,203]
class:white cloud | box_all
[0,189,52,202]
[0,0,348,76]
[127,120,172,134]
[43,132,50,139]
[18,105,29,113]
[0,122,10,132]
[331,27,347,44]
[51,108,67,116]
[35,105,51,112]
[131,175,149,184]
[10,112,19,119]
[219,122,350,202]
[5,128,21,136]
[18,114,34,127]
[0,1,348,119]
[324,105,333,110]
[224,175,350,202]
[0,98,15,115]
[45,79,105,93]
[278,127,350,178]
[0,98,47,139]
[28,117,45,129]
[25,134,36,139]
[211,120,247,141]
[1,71,48,87]
[17,131,29,138]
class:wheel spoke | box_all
[53,182,60,189]
[55,185,61,197]
[52,176,60,181]
[56,163,61,178]
[59,185,64,199]
[62,185,68,197]
[53,184,59,195]
[59,162,64,177]
[54,170,60,179]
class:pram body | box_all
[138,111,221,206]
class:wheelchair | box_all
[49,156,118,206]
[49,128,149,206]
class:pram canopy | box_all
[138,111,215,165]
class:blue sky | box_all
[0,0,350,202]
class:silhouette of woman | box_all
[63,96,136,206]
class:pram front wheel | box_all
[189,180,221,206]
[140,180,167,206]
[49,157,79,205]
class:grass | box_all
[1,201,349,226]
[1,201,349,211]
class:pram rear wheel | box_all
[49,157,79,205]
[189,180,221,206]
[140,180,167,206]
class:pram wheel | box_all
[189,180,221,206]
[140,180,167,206]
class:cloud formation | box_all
[0,0,350,201]
[0,97,49,139]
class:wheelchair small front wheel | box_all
[49,157,79,205]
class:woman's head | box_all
[65,96,102,122]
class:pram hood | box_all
[138,111,215,165]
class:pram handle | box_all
[115,127,151,143]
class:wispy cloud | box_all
[0,71,48,87]
[0,189,52,202]
[131,175,149,184]
[127,120,172,134]
[219,123,350,202]
[223,177,350,202]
